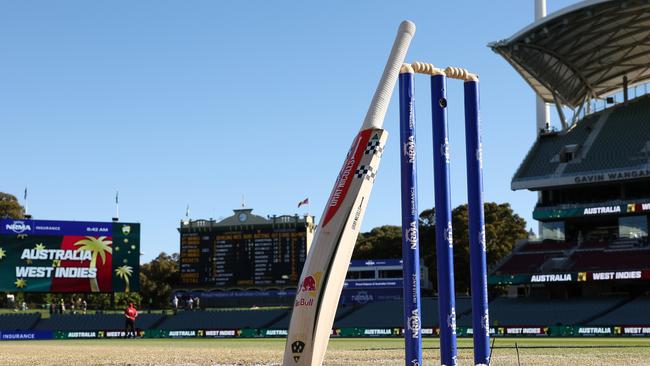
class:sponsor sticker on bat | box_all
[291,340,305,362]
[294,272,322,307]
[322,129,374,227]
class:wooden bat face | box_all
[283,128,387,366]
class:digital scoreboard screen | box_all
[0,219,140,293]
[180,228,307,287]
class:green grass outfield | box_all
[2,337,650,365]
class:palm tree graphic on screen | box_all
[74,236,113,292]
[115,265,133,292]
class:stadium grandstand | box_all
[486,0,650,330]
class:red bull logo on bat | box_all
[299,272,322,296]
[295,272,322,307]
[301,276,317,293]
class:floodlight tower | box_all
[535,0,551,135]
[534,0,549,238]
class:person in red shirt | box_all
[124,303,138,338]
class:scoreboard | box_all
[179,209,312,288]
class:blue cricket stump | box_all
[430,70,458,366]
[398,65,423,366]
[464,78,490,366]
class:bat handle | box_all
[361,20,416,130]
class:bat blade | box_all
[282,20,415,366]
[283,128,387,366]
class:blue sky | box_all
[1,1,577,261]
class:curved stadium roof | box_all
[489,0,650,108]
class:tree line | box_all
[354,202,527,293]
[1,191,526,307]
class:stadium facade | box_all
[487,0,650,323]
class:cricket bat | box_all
[282,20,416,366]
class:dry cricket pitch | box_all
[1,337,649,365]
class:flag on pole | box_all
[298,198,309,208]
[186,205,190,217]
[115,191,119,204]
[24,188,28,215]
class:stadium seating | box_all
[587,296,650,325]
[484,297,625,326]
[332,297,473,328]
[513,95,650,182]
[155,309,288,330]
[514,112,599,180]
[33,313,164,331]
[0,313,41,331]
[566,97,650,174]
[268,304,366,329]
[578,241,609,249]
[3,295,646,331]
[494,252,564,274]
[493,240,650,273]
[199,294,293,308]
[329,296,629,328]
[520,241,575,252]
[569,249,650,271]
[333,301,402,328]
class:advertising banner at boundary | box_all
[2,325,643,341]
[0,219,140,293]
[0,331,53,340]
[54,330,147,339]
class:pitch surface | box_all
[1,338,649,365]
